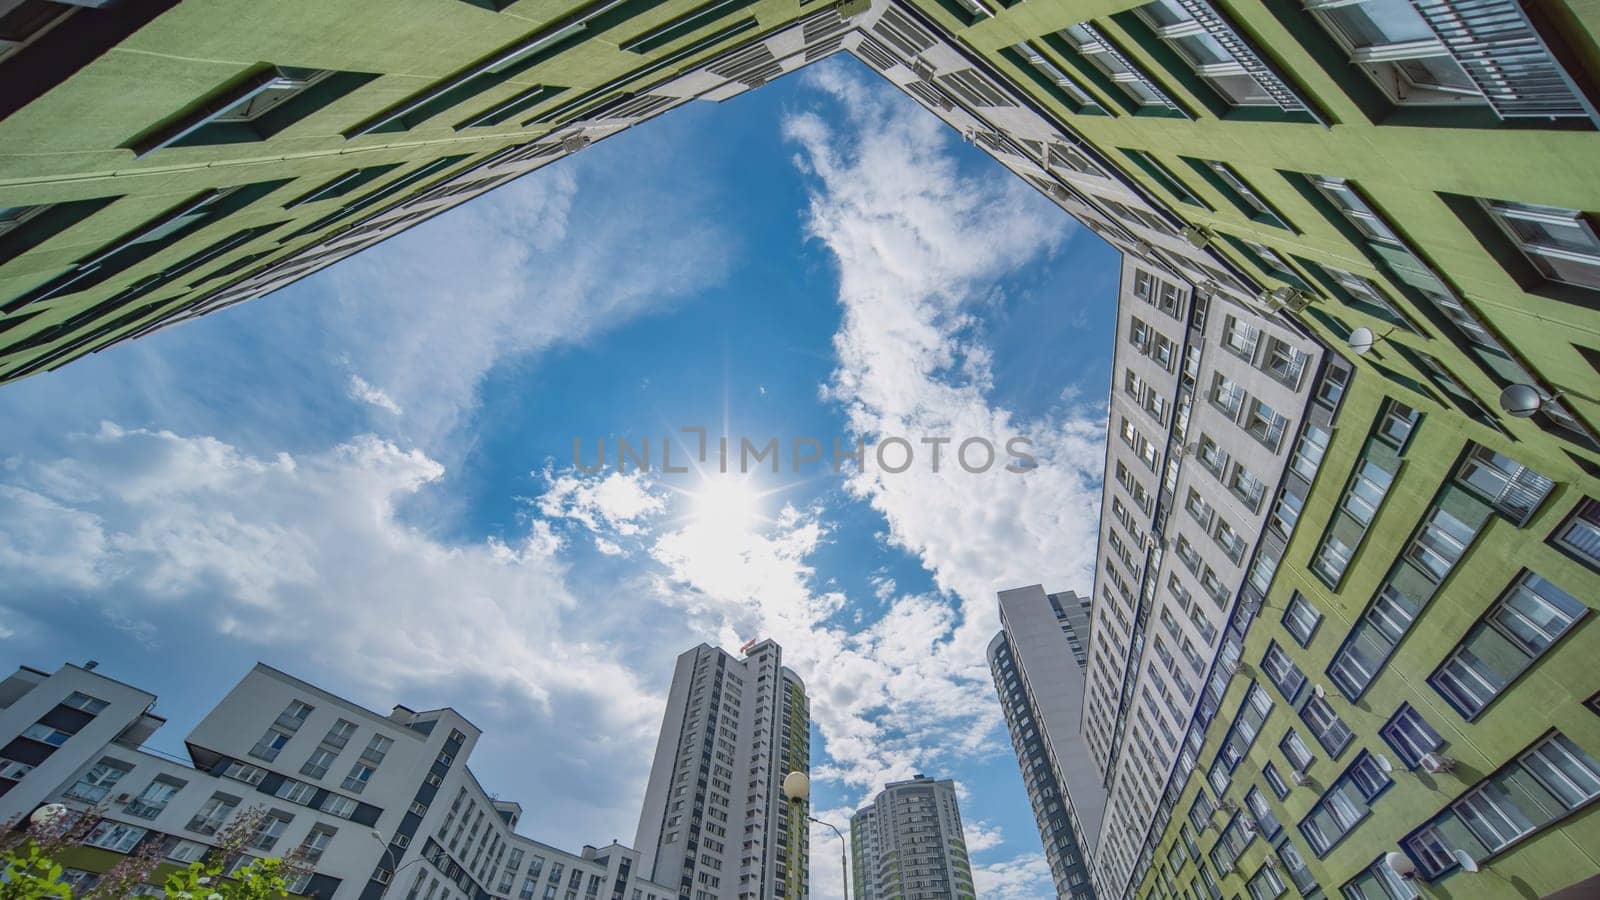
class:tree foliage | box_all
[2,805,312,900]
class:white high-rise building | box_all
[634,640,810,900]
[848,775,974,900]
[987,586,1101,899]
[0,661,676,900]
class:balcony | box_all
[1410,0,1597,122]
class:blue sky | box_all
[0,56,1119,898]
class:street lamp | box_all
[782,772,848,900]
[368,830,427,896]
[29,803,68,828]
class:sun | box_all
[686,474,763,535]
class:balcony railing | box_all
[1174,0,1318,116]
[1410,0,1598,122]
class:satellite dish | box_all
[1384,851,1416,878]
[1499,384,1544,418]
[1312,684,1326,699]
[1375,754,1394,774]
[1454,849,1480,873]
[1347,327,1376,356]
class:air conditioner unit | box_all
[910,58,935,81]
[1181,226,1212,249]
[1290,769,1311,787]
[837,0,872,18]
[1263,854,1280,870]
[115,793,132,804]
[1419,753,1457,774]
[561,134,591,154]
[1258,286,1312,313]
[375,870,394,885]
[1220,660,1240,677]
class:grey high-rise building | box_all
[634,640,810,900]
[849,775,974,900]
[987,585,1102,900]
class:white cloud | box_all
[0,423,664,839]
[964,820,1006,854]
[349,374,403,416]
[322,163,734,451]
[971,853,1057,900]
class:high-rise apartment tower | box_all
[635,640,810,900]
[848,775,974,900]
[987,585,1101,899]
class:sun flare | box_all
[687,474,763,535]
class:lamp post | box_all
[368,830,427,897]
[782,772,848,900]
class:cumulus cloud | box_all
[972,853,1057,900]
[0,423,664,839]
[322,163,733,450]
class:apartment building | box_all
[634,640,810,900]
[0,661,676,900]
[848,775,975,900]
[987,586,1100,900]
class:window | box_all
[1304,0,1483,106]
[133,67,344,156]
[66,759,131,802]
[1243,398,1288,450]
[167,840,209,863]
[1199,160,1288,228]
[1301,694,1353,757]
[1263,763,1289,799]
[1245,787,1282,839]
[302,747,337,779]
[300,825,337,864]
[1298,752,1391,856]
[1282,593,1321,647]
[1483,200,1600,290]
[1222,316,1259,360]
[1134,0,1286,108]
[1343,459,1395,527]
[1058,23,1181,111]
[1551,498,1599,571]
[1405,732,1600,875]
[1245,862,1285,900]
[1261,643,1306,702]
[1312,533,1355,586]
[222,762,267,785]
[126,776,184,818]
[1430,571,1585,718]
[1342,855,1420,899]
[187,794,239,835]
[86,821,149,853]
[21,723,71,746]
[1290,424,1330,483]
[1407,506,1477,583]
[320,793,358,819]
[1376,401,1420,449]
[275,778,318,806]
[343,763,376,793]
[62,692,110,714]
[249,812,291,851]
[1456,446,1553,526]
[1281,729,1314,772]
[250,727,294,762]
[0,759,34,780]
[1210,372,1244,417]
[1380,704,1443,768]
